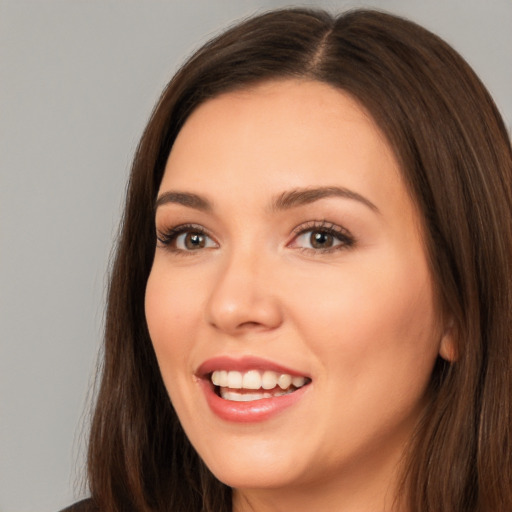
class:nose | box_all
[205,250,283,336]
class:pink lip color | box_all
[196,356,311,423]
[196,356,309,377]
[199,378,309,423]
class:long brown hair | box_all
[87,8,512,511]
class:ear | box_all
[438,320,457,362]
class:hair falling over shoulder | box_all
[85,7,512,512]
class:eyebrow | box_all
[271,186,379,213]
[155,191,212,212]
[155,186,379,214]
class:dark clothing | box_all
[59,498,98,512]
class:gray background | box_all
[1,1,510,511]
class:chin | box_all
[208,461,303,490]
[195,437,311,490]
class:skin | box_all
[145,79,454,512]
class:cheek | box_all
[293,258,441,454]
[145,264,202,373]
[287,251,441,381]
[144,263,211,425]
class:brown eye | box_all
[157,225,217,252]
[184,232,207,250]
[177,230,217,251]
[309,231,334,249]
[291,223,355,253]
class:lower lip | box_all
[199,379,310,423]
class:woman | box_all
[66,7,512,512]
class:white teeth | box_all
[292,376,306,387]
[277,373,292,390]
[211,370,228,387]
[242,370,261,389]
[210,369,309,398]
[261,370,278,389]
[220,388,290,402]
[219,370,228,387]
[227,371,243,389]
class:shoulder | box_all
[59,498,99,512]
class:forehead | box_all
[174,79,385,153]
[163,79,401,191]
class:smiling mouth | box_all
[210,369,311,402]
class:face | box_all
[145,80,453,507]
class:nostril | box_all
[207,302,283,334]
[238,321,267,329]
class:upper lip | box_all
[196,356,310,379]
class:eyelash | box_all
[156,223,216,255]
[290,220,356,254]
[156,220,356,255]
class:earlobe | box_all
[438,322,458,362]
